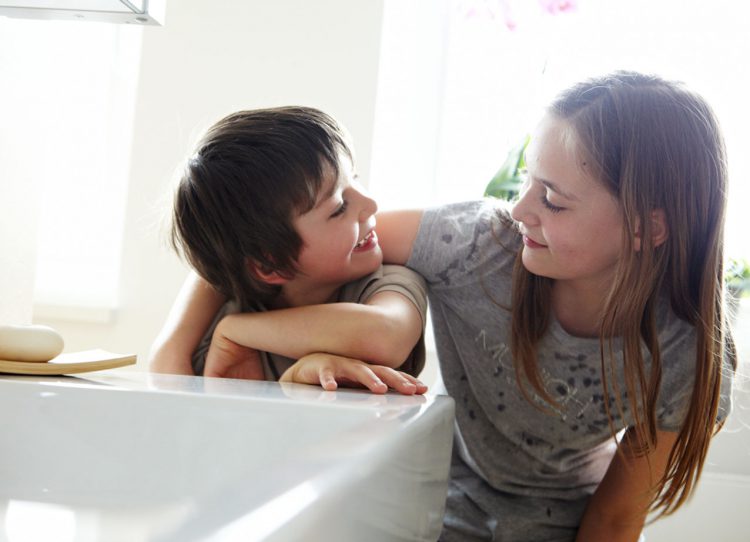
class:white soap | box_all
[0,324,64,362]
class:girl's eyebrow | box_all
[538,177,579,202]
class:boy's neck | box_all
[270,282,343,309]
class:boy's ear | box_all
[634,209,669,251]
[246,259,290,285]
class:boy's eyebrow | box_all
[315,176,341,209]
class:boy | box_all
[150,107,427,393]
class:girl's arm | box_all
[207,289,423,373]
[576,428,680,542]
[148,272,227,375]
[375,209,423,265]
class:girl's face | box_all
[511,115,625,290]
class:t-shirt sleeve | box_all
[716,334,737,425]
[656,327,735,432]
[356,265,429,377]
[407,200,517,289]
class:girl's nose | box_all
[510,182,537,226]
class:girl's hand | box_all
[280,353,428,395]
[204,328,264,380]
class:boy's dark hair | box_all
[171,106,354,308]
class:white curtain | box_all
[0,122,39,325]
[0,17,142,323]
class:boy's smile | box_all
[285,156,382,305]
[353,230,378,252]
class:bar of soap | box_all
[0,324,64,362]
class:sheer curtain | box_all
[371,0,750,258]
[0,17,142,323]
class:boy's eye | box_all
[540,194,564,213]
[330,199,348,218]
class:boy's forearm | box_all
[216,297,421,367]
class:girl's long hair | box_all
[510,71,734,516]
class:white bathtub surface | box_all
[0,372,455,542]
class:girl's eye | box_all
[518,169,531,193]
[330,199,348,218]
[541,195,564,213]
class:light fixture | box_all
[0,0,165,25]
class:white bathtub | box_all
[0,372,455,541]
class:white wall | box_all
[33,0,385,368]
[20,1,750,535]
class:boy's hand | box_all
[205,329,264,380]
[280,353,428,395]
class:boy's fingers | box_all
[371,366,420,395]
[401,373,428,395]
[318,367,338,391]
[347,364,388,394]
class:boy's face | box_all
[291,156,382,298]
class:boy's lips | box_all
[353,230,378,252]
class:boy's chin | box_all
[358,252,383,275]
[366,256,384,273]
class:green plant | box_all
[726,257,750,296]
[484,135,530,201]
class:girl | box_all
[150,71,735,541]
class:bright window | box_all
[371,0,750,258]
[0,17,142,318]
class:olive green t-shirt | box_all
[192,264,428,379]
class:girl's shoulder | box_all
[420,198,518,245]
[654,296,698,358]
[408,199,519,285]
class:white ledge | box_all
[33,303,116,324]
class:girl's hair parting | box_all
[510,70,734,516]
[171,106,354,308]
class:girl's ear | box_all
[246,259,290,285]
[649,209,669,247]
[634,209,669,251]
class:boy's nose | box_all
[357,190,378,221]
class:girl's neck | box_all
[551,279,609,338]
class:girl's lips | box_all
[522,235,547,249]
[353,230,378,252]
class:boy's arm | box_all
[576,428,680,542]
[149,272,227,375]
[210,289,423,370]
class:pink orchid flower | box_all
[538,0,577,15]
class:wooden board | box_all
[0,349,136,375]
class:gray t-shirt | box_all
[192,264,428,379]
[407,200,734,540]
